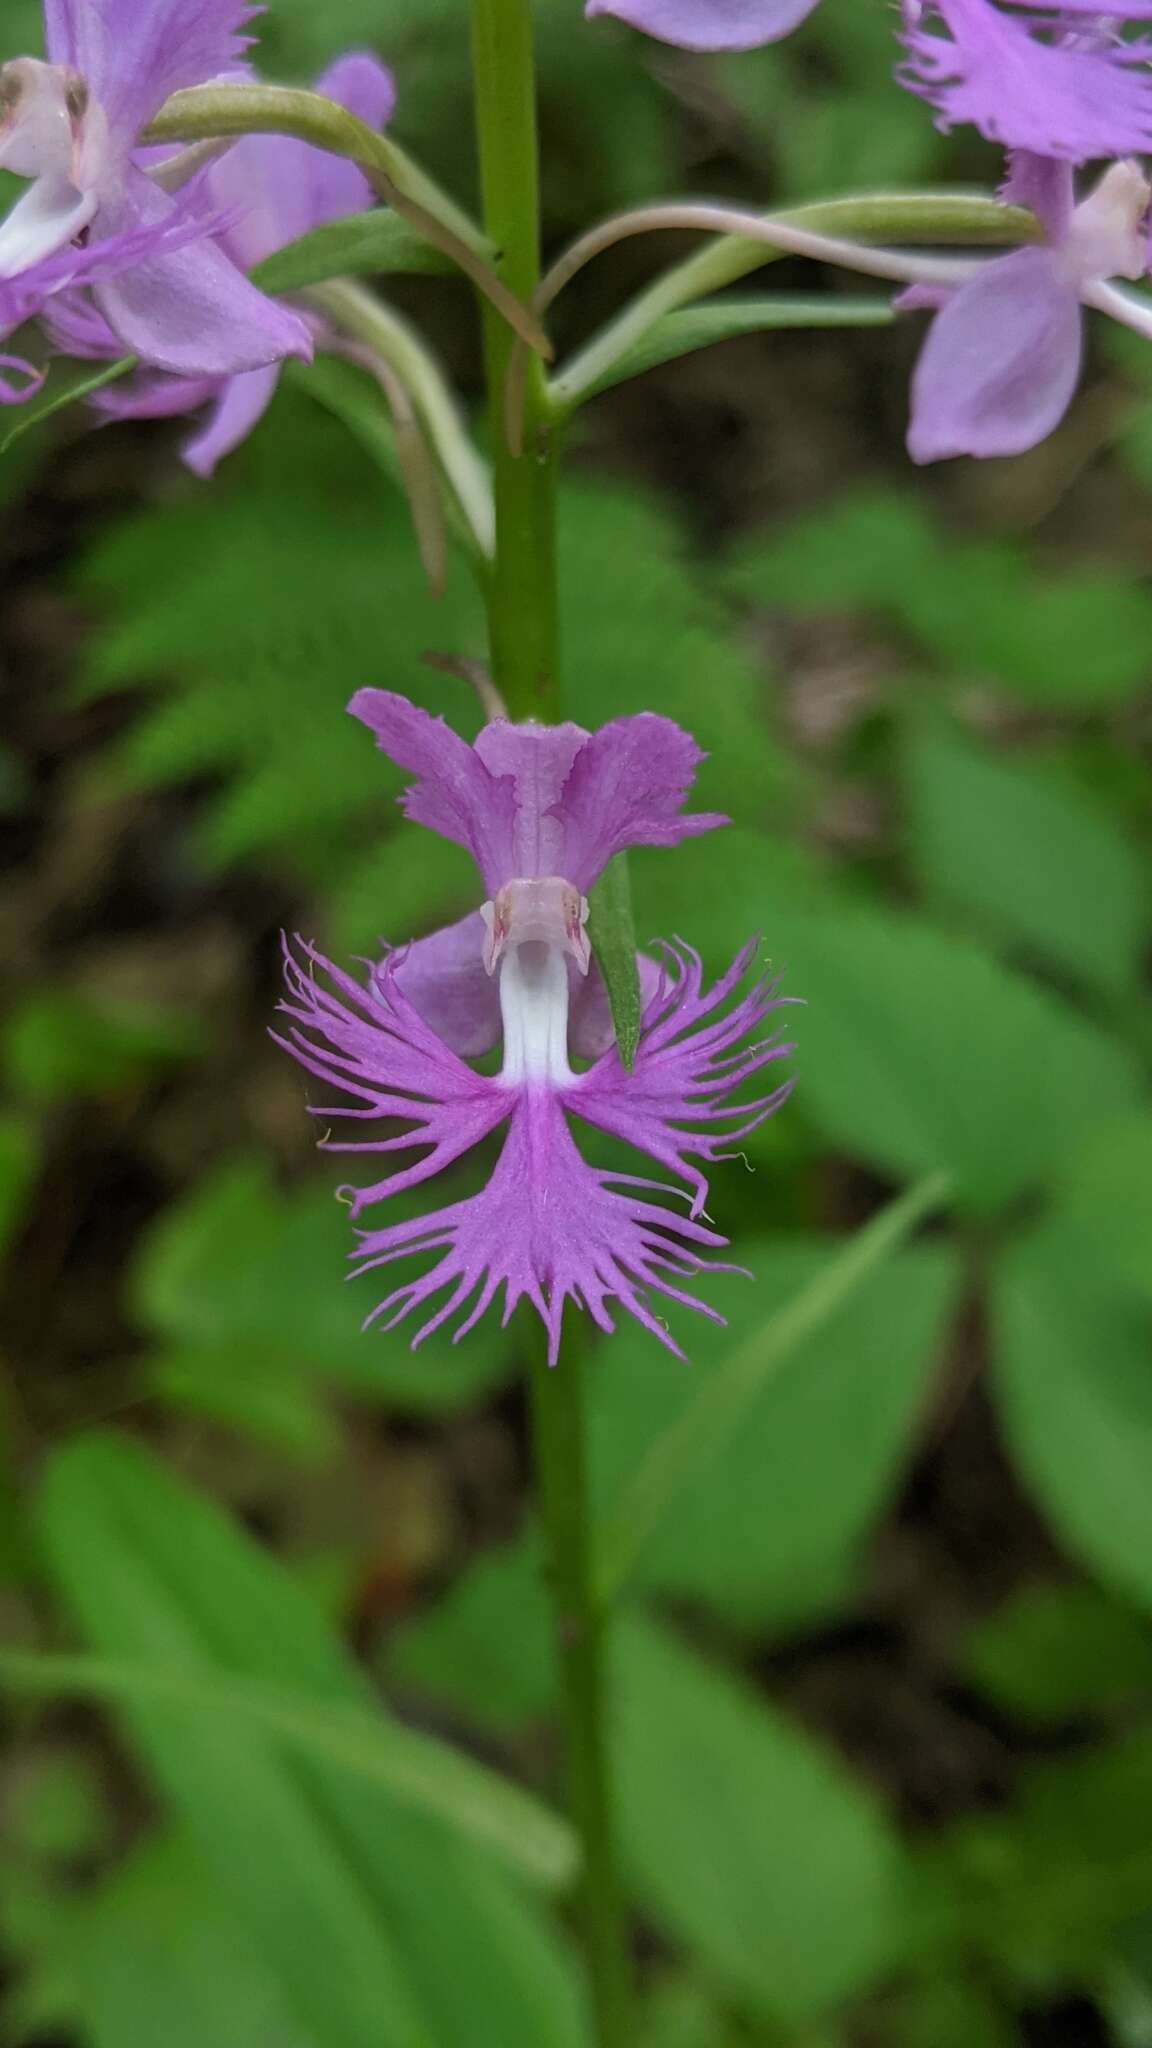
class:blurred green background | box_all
[2,1,1152,2043]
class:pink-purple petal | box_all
[91,170,313,376]
[900,0,1152,161]
[474,718,590,876]
[46,0,259,144]
[277,926,790,1357]
[572,940,795,1210]
[906,246,1082,462]
[553,712,727,893]
[389,912,502,1058]
[181,361,279,474]
[348,689,520,894]
[353,1093,736,1365]
[585,0,821,50]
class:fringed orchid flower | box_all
[903,150,1152,461]
[0,0,311,387]
[276,693,796,1363]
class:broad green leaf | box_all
[0,356,134,453]
[991,1729,1152,1971]
[1048,1116,1152,1306]
[131,1156,513,1419]
[76,394,485,878]
[73,1833,317,2048]
[553,294,892,410]
[36,1434,591,2048]
[698,901,1139,1211]
[595,1206,956,1618]
[331,828,474,953]
[630,823,831,979]
[587,854,642,1070]
[3,991,203,1104]
[963,1584,1152,1725]
[640,1974,780,2047]
[992,1223,1152,1617]
[615,1614,905,2021]
[905,548,1152,709]
[251,209,452,294]
[36,1440,433,2048]
[722,487,937,615]
[390,1536,555,1734]
[0,1650,574,1889]
[902,718,1147,997]
[887,1978,1022,2048]
[726,488,1152,707]
[143,1349,340,1464]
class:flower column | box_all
[467,2,632,2039]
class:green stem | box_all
[469,0,559,719]
[527,1338,633,2047]
[468,4,629,2034]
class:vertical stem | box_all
[527,1336,633,2047]
[469,4,630,2033]
[469,0,559,719]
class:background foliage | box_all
[2,1,1152,2044]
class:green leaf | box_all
[0,356,135,453]
[251,208,453,294]
[1048,1116,1152,1306]
[73,1832,318,2048]
[596,1190,955,1612]
[615,1614,905,2021]
[552,294,892,411]
[902,717,1147,997]
[76,394,486,880]
[991,1222,1152,1617]
[722,487,937,615]
[726,487,1152,708]
[730,902,1139,1211]
[963,1584,1152,1725]
[390,1536,556,1735]
[131,1156,514,1422]
[886,1978,1022,2048]
[3,991,203,1104]
[34,1434,592,2048]
[0,1648,575,1890]
[640,1975,773,2048]
[905,550,1152,709]
[587,854,641,1070]
[331,823,475,954]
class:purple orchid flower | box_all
[900,0,1152,163]
[584,0,820,52]
[904,150,1152,461]
[276,693,796,1363]
[43,50,395,475]
[0,0,311,387]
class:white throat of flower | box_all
[482,876,590,1089]
[0,57,105,278]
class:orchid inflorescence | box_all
[1,0,1149,1356]
[2,1,1152,460]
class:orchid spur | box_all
[276,694,795,1364]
